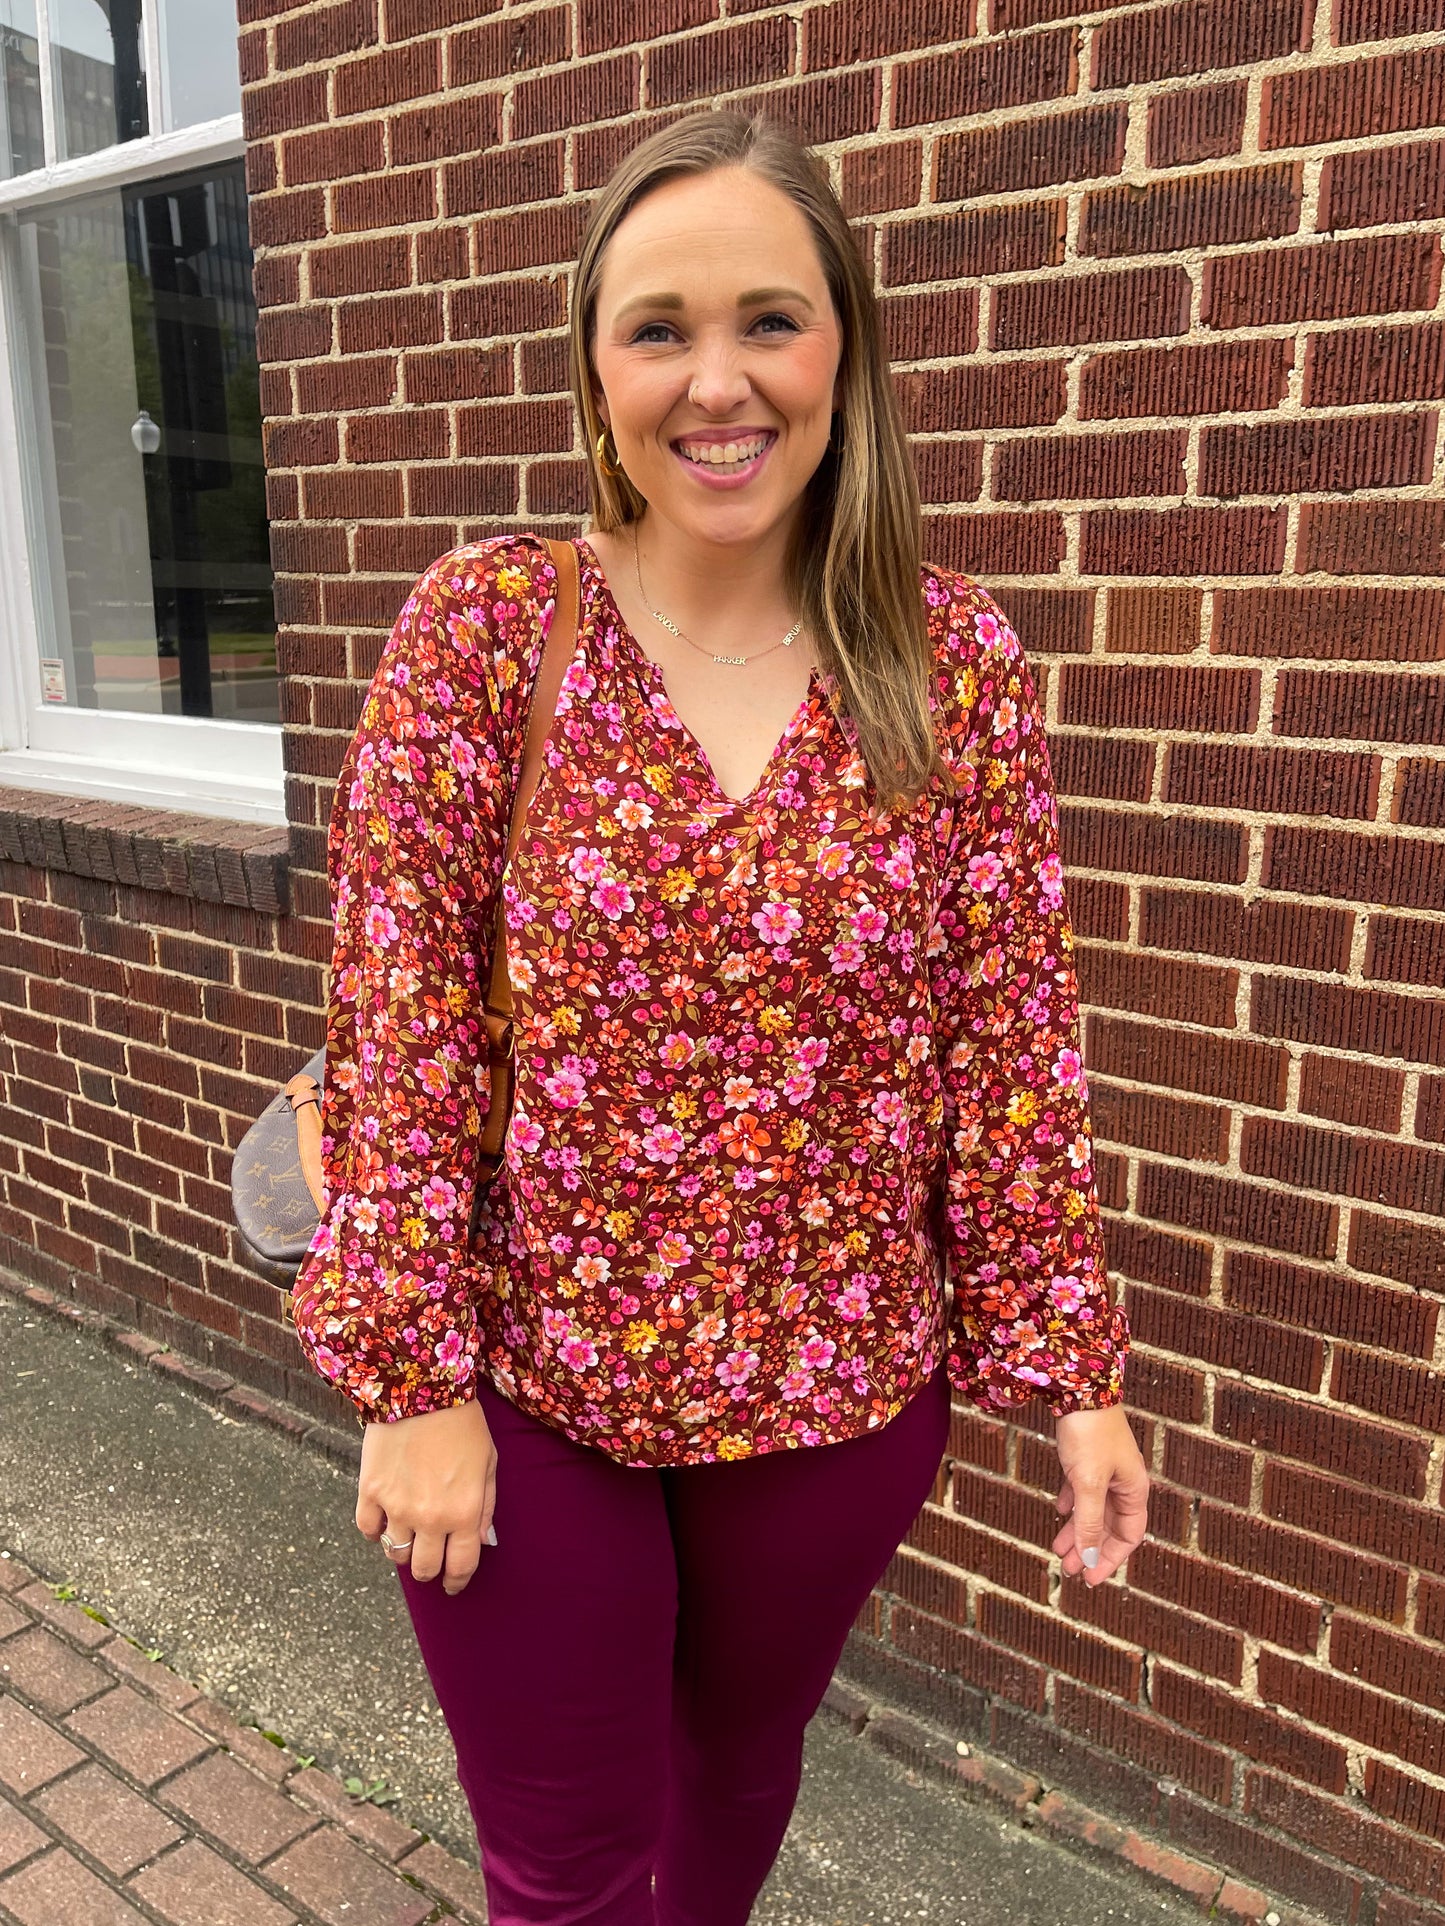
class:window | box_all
[0,0,280,825]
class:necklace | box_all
[632,527,803,667]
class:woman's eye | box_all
[630,322,677,345]
[753,312,799,335]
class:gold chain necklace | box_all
[632,527,803,667]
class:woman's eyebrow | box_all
[612,286,817,324]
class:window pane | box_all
[0,0,43,177]
[51,0,147,160]
[159,0,240,128]
[15,161,278,725]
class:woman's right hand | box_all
[355,1398,498,1596]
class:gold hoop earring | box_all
[596,427,623,478]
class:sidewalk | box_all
[0,1549,487,1925]
[0,1277,1240,1925]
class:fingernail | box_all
[1081,1547,1099,1569]
[485,1524,498,1547]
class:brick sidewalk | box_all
[0,1550,488,1926]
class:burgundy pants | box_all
[396,1360,952,1926]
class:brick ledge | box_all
[0,784,290,915]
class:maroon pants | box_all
[396,1360,952,1925]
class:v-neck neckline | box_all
[572,533,823,813]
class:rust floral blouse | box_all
[291,532,1129,1464]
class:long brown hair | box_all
[567,110,951,815]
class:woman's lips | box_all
[671,434,776,491]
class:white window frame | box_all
[0,4,282,827]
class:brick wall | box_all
[3,0,1444,1914]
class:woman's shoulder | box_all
[918,559,1025,683]
[407,530,562,615]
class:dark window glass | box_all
[51,0,147,159]
[17,159,277,724]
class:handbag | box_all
[228,536,581,1310]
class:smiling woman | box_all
[291,107,1144,1926]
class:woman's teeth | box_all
[677,437,770,467]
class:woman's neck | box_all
[591,514,801,647]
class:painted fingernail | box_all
[485,1524,498,1547]
[1081,1547,1100,1569]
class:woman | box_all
[293,109,1148,1926]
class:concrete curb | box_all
[814,1679,1330,1926]
[2,1273,362,1471]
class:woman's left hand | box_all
[1052,1405,1151,1585]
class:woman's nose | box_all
[687,348,751,414]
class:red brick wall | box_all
[3,0,1444,1913]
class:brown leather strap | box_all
[285,1072,327,1217]
[475,538,580,1207]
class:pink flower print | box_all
[559,1334,599,1371]
[992,696,1018,737]
[752,900,803,945]
[799,1335,836,1370]
[641,1123,685,1165]
[1050,1277,1086,1315]
[1038,850,1065,910]
[1053,1047,1084,1089]
[723,1075,758,1111]
[780,1368,814,1401]
[543,1059,588,1108]
[850,904,887,943]
[450,730,477,777]
[364,902,399,946]
[828,938,864,972]
[816,841,851,877]
[716,1348,760,1385]
[1066,1131,1091,1170]
[659,1032,696,1069]
[836,1282,872,1321]
[574,1253,612,1291]
[421,1175,458,1221]
[615,795,654,830]
[591,876,635,920]
[416,1058,452,1099]
[1006,1178,1039,1213]
[655,1230,694,1267]
[881,847,915,888]
[562,659,595,700]
[541,1307,573,1341]
[509,1112,544,1156]
[569,846,608,884]
[975,608,1002,646]
[796,1036,829,1070]
[312,1344,342,1381]
[966,850,1005,894]
[434,1329,466,1371]
[872,1089,905,1125]
[783,1069,816,1103]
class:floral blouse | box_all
[291,532,1128,1464]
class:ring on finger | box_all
[380,1531,414,1555]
